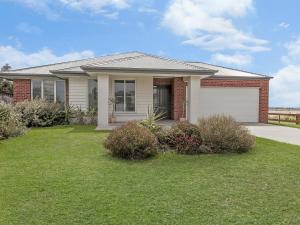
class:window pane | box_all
[56,80,65,104]
[88,80,97,110]
[43,80,54,102]
[115,80,124,112]
[32,80,42,99]
[125,80,135,112]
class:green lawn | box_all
[269,121,300,129]
[1,126,299,225]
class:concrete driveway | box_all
[246,124,300,146]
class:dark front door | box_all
[153,85,172,119]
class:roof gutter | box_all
[204,75,273,80]
[80,66,217,76]
[0,72,61,80]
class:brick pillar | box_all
[173,77,186,120]
[259,80,269,124]
[13,79,31,103]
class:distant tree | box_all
[1,64,11,72]
[0,64,13,95]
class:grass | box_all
[269,121,300,129]
[1,125,300,225]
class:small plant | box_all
[104,122,158,160]
[140,106,165,133]
[73,106,86,125]
[169,122,203,154]
[109,97,117,123]
[198,115,255,153]
[63,105,76,124]
[86,107,97,125]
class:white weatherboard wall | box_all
[109,75,153,122]
[198,87,259,122]
[68,77,88,110]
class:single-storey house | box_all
[0,52,271,129]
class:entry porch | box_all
[91,74,205,130]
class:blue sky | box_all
[0,0,300,107]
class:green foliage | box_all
[198,115,256,153]
[168,122,203,154]
[71,106,97,125]
[0,102,25,139]
[14,99,65,127]
[0,79,13,95]
[104,122,158,160]
[140,106,165,133]
[86,107,97,125]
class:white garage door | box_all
[198,87,259,122]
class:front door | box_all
[153,85,172,119]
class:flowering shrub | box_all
[0,102,25,139]
[169,122,203,154]
[14,99,65,127]
[198,115,255,153]
[104,122,158,160]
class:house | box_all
[0,52,271,130]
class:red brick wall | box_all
[13,79,31,103]
[201,78,270,123]
[173,78,186,120]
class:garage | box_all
[198,87,260,122]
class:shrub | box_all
[0,102,25,139]
[14,99,65,127]
[104,122,158,160]
[169,122,203,154]
[198,115,255,153]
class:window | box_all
[43,80,55,102]
[32,80,42,99]
[88,79,97,109]
[56,80,65,104]
[114,80,135,112]
[31,80,66,103]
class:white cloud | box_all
[138,7,159,14]
[271,37,300,107]
[279,22,290,29]
[0,45,95,69]
[59,0,130,13]
[162,0,269,52]
[17,23,42,34]
[281,37,300,64]
[10,0,130,19]
[211,53,252,67]
[271,65,300,107]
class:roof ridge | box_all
[187,61,269,77]
[8,51,143,72]
[83,53,145,68]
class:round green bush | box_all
[169,122,203,154]
[104,122,158,160]
[198,115,255,153]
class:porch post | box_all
[187,76,201,124]
[97,74,109,130]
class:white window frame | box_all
[31,80,66,103]
[113,79,136,113]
